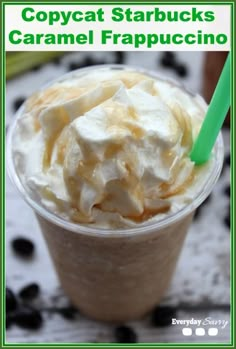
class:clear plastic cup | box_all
[7,65,224,322]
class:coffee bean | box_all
[194,194,212,220]
[151,306,177,327]
[31,65,41,72]
[115,51,125,64]
[13,307,43,330]
[83,57,97,66]
[68,57,98,71]
[224,214,230,229]
[84,58,106,67]
[160,55,175,68]
[11,237,34,258]
[223,185,230,197]
[225,153,230,166]
[94,60,106,66]
[13,97,25,112]
[58,305,78,320]
[52,56,61,65]
[163,52,176,61]
[194,206,202,220]
[203,193,212,205]
[6,314,13,329]
[67,62,82,71]
[175,64,188,77]
[19,283,40,301]
[221,154,230,176]
[114,325,137,343]
[6,288,17,312]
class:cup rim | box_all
[7,64,224,238]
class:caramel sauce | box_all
[56,127,71,165]
[105,103,144,140]
[43,107,70,170]
[150,85,158,96]
[117,72,148,88]
[43,137,58,170]
[57,143,67,165]
[104,143,123,158]
[26,87,63,112]
[64,177,80,205]
[128,106,138,120]
[126,123,144,139]
[75,144,100,185]
[33,117,41,132]
[159,170,195,199]
[171,104,193,149]
[77,160,97,183]
[26,85,92,118]
[70,208,92,224]
[127,205,170,223]
[63,87,88,101]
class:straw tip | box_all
[190,150,210,165]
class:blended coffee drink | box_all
[8,65,223,321]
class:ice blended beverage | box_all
[8,65,223,321]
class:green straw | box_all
[190,52,231,165]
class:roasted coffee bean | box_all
[193,194,212,220]
[6,288,17,312]
[6,314,13,329]
[221,154,230,176]
[31,65,41,72]
[58,305,78,320]
[81,58,106,67]
[68,57,98,71]
[223,185,230,197]
[11,237,34,257]
[224,213,230,229]
[82,57,96,66]
[68,62,82,71]
[114,325,137,343]
[160,55,175,68]
[19,283,40,301]
[115,51,125,64]
[13,307,43,330]
[94,60,106,66]
[175,64,188,77]
[160,52,176,68]
[163,52,176,61]
[203,193,212,205]
[151,306,177,327]
[13,97,25,112]
[52,56,61,65]
[225,153,230,166]
[194,206,201,220]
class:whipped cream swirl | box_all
[12,68,211,228]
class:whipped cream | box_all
[12,67,213,228]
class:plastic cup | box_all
[7,65,224,322]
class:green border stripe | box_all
[1,1,234,348]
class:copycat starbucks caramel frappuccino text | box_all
[12,68,213,228]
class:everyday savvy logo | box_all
[172,317,229,336]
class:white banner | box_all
[5,4,231,51]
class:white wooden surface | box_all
[6,52,231,344]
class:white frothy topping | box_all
[12,68,213,228]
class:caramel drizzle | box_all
[159,170,195,199]
[43,107,70,170]
[33,117,41,132]
[116,72,148,88]
[127,204,170,223]
[105,104,144,140]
